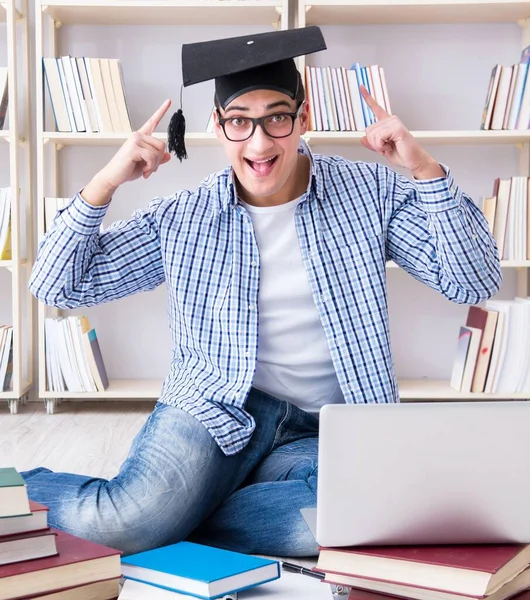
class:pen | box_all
[281,561,326,580]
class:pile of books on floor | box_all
[304,63,391,132]
[314,542,530,600]
[44,315,109,393]
[477,176,530,262]
[43,56,131,133]
[118,540,280,599]
[0,466,121,599]
[481,45,530,131]
[450,300,530,394]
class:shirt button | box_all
[251,260,257,267]
[245,351,251,358]
[248,304,255,311]
[435,193,443,200]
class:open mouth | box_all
[245,155,279,175]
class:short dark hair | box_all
[214,70,306,110]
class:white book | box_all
[315,67,330,131]
[70,56,91,133]
[310,66,323,131]
[68,316,97,392]
[490,66,514,130]
[0,327,12,391]
[507,63,528,130]
[76,57,98,133]
[0,187,11,258]
[56,58,78,133]
[60,56,86,132]
[0,67,8,129]
[346,69,365,132]
[42,58,71,132]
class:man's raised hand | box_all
[359,86,443,180]
[99,99,173,189]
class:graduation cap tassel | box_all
[167,84,187,161]
[168,109,187,162]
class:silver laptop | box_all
[314,401,530,547]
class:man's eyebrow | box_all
[224,100,293,114]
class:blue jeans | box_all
[21,388,319,557]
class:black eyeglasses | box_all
[217,104,303,142]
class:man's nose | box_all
[247,122,274,152]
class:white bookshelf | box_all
[1,0,34,414]
[35,0,289,414]
[298,0,530,401]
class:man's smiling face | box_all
[214,88,310,206]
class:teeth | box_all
[253,157,275,164]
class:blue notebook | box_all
[121,541,280,599]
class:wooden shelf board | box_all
[41,1,283,26]
[43,132,218,146]
[41,379,163,399]
[399,379,530,399]
[303,0,530,25]
[0,382,33,400]
[0,259,29,269]
[43,130,530,146]
[304,130,530,145]
[38,378,530,400]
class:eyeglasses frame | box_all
[216,102,305,142]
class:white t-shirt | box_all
[240,196,344,414]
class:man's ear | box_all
[213,109,223,140]
[299,101,310,136]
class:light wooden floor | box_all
[0,400,155,478]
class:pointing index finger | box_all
[359,85,389,121]
[138,99,172,135]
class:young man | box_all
[24,27,501,558]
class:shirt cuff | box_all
[58,192,110,236]
[412,163,463,213]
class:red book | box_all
[0,528,121,600]
[316,544,530,597]
[18,577,121,600]
[0,500,49,538]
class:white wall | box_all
[1,7,523,398]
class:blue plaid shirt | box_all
[29,141,501,456]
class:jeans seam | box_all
[270,401,291,453]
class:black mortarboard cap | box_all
[167,26,326,161]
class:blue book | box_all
[121,541,280,600]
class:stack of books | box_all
[304,63,392,132]
[118,541,280,599]
[43,56,132,134]
[314,543,530,600]
[44,315,109,393]
[481,46,530,131]
[0,467,122,599]
[478,177,530,261]
[450,299,530,394]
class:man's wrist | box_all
[81,172,117,207]
[411,159,446,181]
